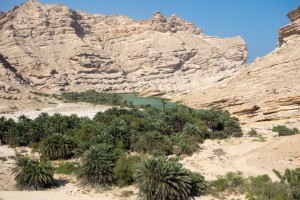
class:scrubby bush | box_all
[274,168,300,199]
[197,108,242,138]
[39,134,78,160]
[210,172,245,194]
[12,156,54,190]
[78,144,117,187]
[135,157,207,200]
[245,175,291,200]
[171,133,199,156]
[255,134,267,142]
[272,125,298,136]
[248,128,258,137]
[113,154,141,187]
[209,131,228,139]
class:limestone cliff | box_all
[0,0,247,100]
[181,5,300,123]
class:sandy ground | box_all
[0,102,112,120]
[181,132,300,181]
[1,103,300,200]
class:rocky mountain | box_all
[181,6,300,124]
[0,0,247,100]
[1,0,299,124]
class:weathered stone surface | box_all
[0,0,247,100]
[278,5,300,47]
[287,5,300,22]
[180,7,300,123]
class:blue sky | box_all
[1,0,299,63]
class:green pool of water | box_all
[120,93,176,108]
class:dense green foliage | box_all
[210,172,245,194]
[39,134,78,160]
[246,175,291,200]
[208,170,300,200]
[59,90,127,106]
[2,105,242,157]
[78,144,117,187]
[6,93,300,199]
[0,116,15,145]
[59,91,176,108]
[113,154,142,187]
[12,156,54,190]
[4,98,242,197]
[274,168,300,199]
[272,125,299,136]
[134,157,207,200]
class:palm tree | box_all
[18,115,31,122]
[47,113,68,134]
[188,171,207,197]
[0,117,15,145]
[135,157,195,200]
[39,134,77,160]
[78,144,117,187]
[106,119,130,148]
[27,121,46,142]
[12,156,54,190]
[182,123,204,142]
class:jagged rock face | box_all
[0,0,247,97]
[181,7,300,123]
[0,58,31,112]
[278,5,300,46]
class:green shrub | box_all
[55,162,79,175]
[209,131,228,139]
[274,168,300,199]
[132,131,172,156]
[28,141,39,152]
[210,172,245,193]
[74,123,99,144]
[272,125,297,136]
[78,144,117,187]
[224,119,243,137]
[248,128,258,137]
[12,156,54,190]
[134,157,207,200]
[196,108,241,136]
[254,134,267,142]
[39,134,78,160]
[292,128,299,134]
[211,176,229,192]
[245,175,291,200]
[171,133,199,156]
[113,154,141,187]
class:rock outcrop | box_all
[181,6,300,123]
[0,0,247,99]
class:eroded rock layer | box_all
[0,0,247,99]
[181,6,300,123]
